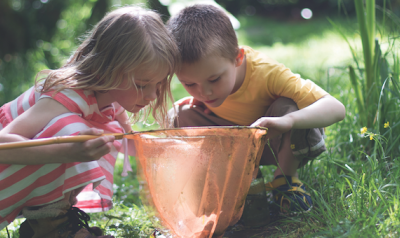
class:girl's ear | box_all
[235,48,245,67]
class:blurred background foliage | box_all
[0,0,398,105]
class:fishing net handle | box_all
[0,133,125,150]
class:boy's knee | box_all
[265,97,299,117]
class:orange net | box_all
[131,126,268,238]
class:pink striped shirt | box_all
[0,86,125,230]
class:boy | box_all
[167,4,345,217]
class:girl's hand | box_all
[251,116,294,139]
[64,128,115,163]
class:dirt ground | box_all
[223,222,279,238]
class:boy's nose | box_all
[200,85,212,97]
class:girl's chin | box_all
[129,105,146,113]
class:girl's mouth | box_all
[136,104,146,109]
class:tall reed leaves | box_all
[332,0,400,157]
[354,0,377,128]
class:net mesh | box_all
[131,126,268,238]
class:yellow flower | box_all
[370,134,374,140]
[384,121,389,128]
[360,127,367,134]
[290,144,295,149]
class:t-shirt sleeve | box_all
[265,63,329,109]
[40,89,89,116]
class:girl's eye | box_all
[136,84,146,89]
[185,83,196,87]
[210,77,220,83]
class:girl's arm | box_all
[113,104,136,156]
[0,98,115,164]
[114,108,132,133]
[251,95,345,139]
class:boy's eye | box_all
[210,77,220,83]
[185,83,196,87]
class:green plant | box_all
[330,0,400,158]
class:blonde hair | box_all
[36,6,179,127]
[167,4,238,64]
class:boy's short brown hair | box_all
[167,4,239,64]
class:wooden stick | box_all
[0,133,126,150]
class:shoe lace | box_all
[65,206,97,235]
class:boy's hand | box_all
[251,116,294,139]
[65,128,115,163]
[175,96,211,114]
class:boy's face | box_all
[177,55,240,108]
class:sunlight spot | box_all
[51,47,59,56]
[32,1,42,9]
[4,54,12,62]
[36,40,43,48]
[43,42,52,51]
[57,19,67,29]
[301,8,313,20]
[328,68,335,76]
[159,0,170,5]
[12,0,21,11]
[245,6,256,16]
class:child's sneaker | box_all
[266,175,313,216]
[19,200,114,238]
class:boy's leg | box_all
[260,97,326,171]
[273,131,300,178]
[260,97,326,215]
[169,103,234,128]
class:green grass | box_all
[2,14,400,238]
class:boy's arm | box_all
[251,95,345,139]
[0,98,115,164]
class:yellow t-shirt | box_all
[206,46,329,125]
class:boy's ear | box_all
[235,48,245,67]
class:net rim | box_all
[134,126,268,135]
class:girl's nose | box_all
[143,85,158,101]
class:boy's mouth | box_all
[204,99,217,104]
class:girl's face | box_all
[108,67,169,113]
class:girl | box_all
[0,6,178,238]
